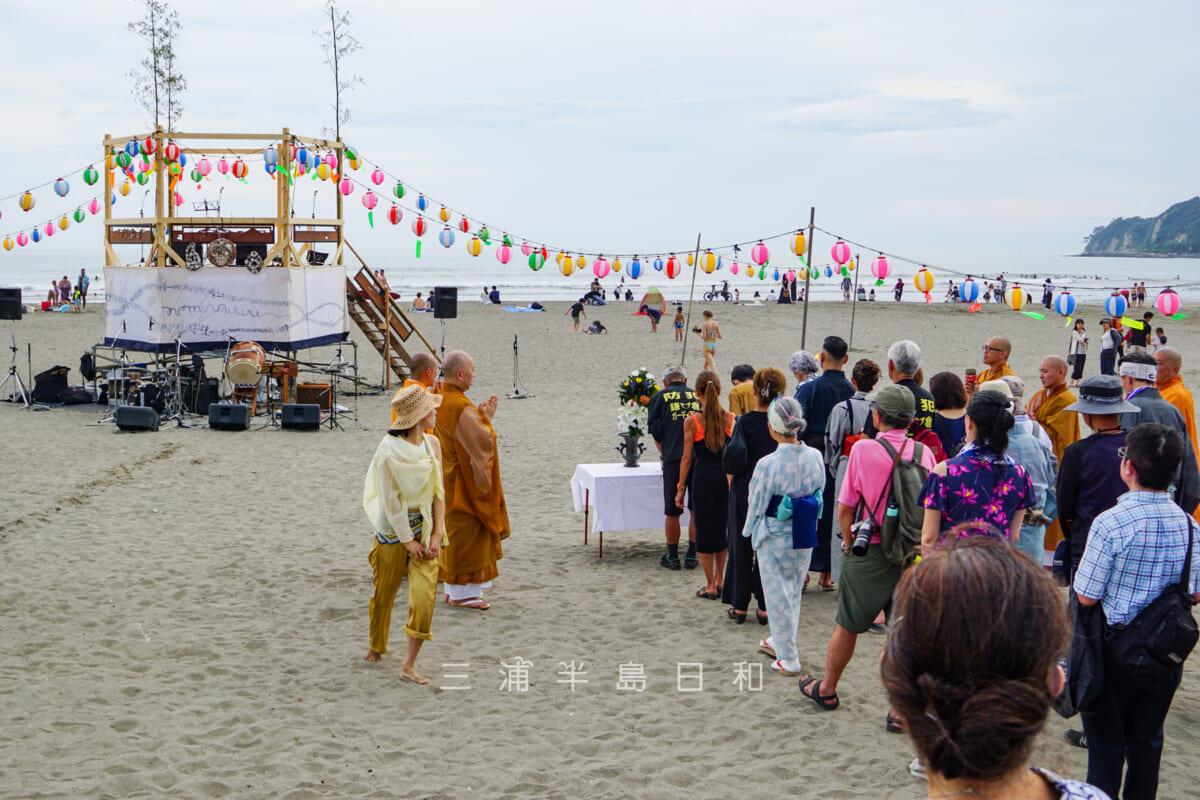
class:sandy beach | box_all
[2,296,1198,799]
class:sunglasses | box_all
[982,345,1005,353]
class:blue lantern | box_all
[824,266,834,278]
[716,257,723,271]
[177,152,187,168]
[653,257,664,271]
[628,258,642,279]
[31,228,41,243]
[773,269,781,282]
[265,163,276,176]
[1104,294,1127,318]
[264,146,279,166]
[438,227,456,248]
[297,147,309,166]
[417,195,430,212]
[1053,292,1077,317]
[53,178,70,197]
[959,278,980,303]
[124,140,140,157]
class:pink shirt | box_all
[838,429,939,535]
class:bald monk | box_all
[972,336,1018,394]
[1025,356,1080,556]
[1155,347,1198,459]
[435,350,510,610]
[392,352,439,426]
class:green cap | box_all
[871,384,916,422]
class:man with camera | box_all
[799,385,938,711]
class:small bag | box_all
[1056,595,1106,718]
[1107,519,1198,690]
[1066,353,1077,366]
[873,439,929,566]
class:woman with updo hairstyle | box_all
[722,367,787,623]
[677,370,735,600]
[742,397,826,676]
[881,536,1107,798]
[918,390,1036,550]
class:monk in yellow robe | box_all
[391,352,439,427]
[435,350,510,610]
[1155,347,1200,521]
[973,336,1018,393]
[1025,356,1080,551]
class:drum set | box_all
[223,340,357,429]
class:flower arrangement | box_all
[618,368,660,437]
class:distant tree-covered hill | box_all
[1082,197,1200,256]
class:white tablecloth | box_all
[570,462,690,532]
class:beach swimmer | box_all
[696,309,722,371]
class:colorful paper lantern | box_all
[1104,293,1127,318]
[316,162,330,180]
[296,147,309,166]
[142,137,156,155]
[686,253,695,267]
[411,217,429,237]
[478,226,490,244]
[58,215,69,231]
[438,227,456,248]
[196,158,211,177]
[914,268,934,294]
[174,191,183,207]
[1156,289,1181,317]
[368,168,384,186]
[339,178,354,196]
[392,182,405,199]
[773,269,781,282]
[137,171,150,186]
[799,268,808,280]
[164,142,180,162]
[217,157,229,175]
[323,153,336,168]
[458,217,470,233]
[831,241,851,265]
[44,222,55,237]
[751,242,769,265]
[960,278,980,303]
[88,198,100,215]
[359,191,376,212]
[53,178,70,197]
[1,237,11,251]
[73,208,85,223]
[819,266,830,278]
[417,195,429,212]
[177,152,187,168]
[653,257,664,271]
[847,258,856,271]
[613,257,622,273]
[232,160,248,179]
[388,205,402,225]
[521,241,532,257]
[666,256,682,279]
[191,168,203,183]
[785,270,796,282]
[19,191,35,211]
[628,258,642,280]
[528,252,546,271]
[870,255,890,280]
[263,146,278,166]
[116,152,132,170]
[496,244,511,264]
[119,181,131,197]
[790,232,807,257]
[575,254,585,269]
[31,228,41,244]
[593,257,610,279]
[17,232,28,247]
[348,156,361,171]
[124,140,140,158]
[700,251,718,274]
[83,166,99,186]
[730,262,739,276]
[1053,292,1077,317]
[466,237,482,257]
[438,206,450,223]
[1005,286,1026,310]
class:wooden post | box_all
[800,206,815,350]
[279,127,292,266]
[335,138,344,265]
[154,126,166,267]
[384,290,392,390]
[848,252,861,351]
[680,234,702,366]
[103,134,113,266]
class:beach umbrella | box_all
[53,178,70,197]
[1156,289,1181,317]
[1005,286,1026,310]
[751,242,769,265]
[392,182,405,199]
[831,241,851,264]
[19,191,35,211]
[466,237,482,257]
[960,278,980,303]
[496,244,511,264]
[593,257,611,279]
[628,258,642,280]
[790,232,806,256]
[388,205,403,225]
[1053,292,1077,317]
[438,227,455,248]
[1104,293,1127,318]
[871,256,890,280]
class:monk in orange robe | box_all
[435,350,510,610]
[972,336,1018,395]
[391,352,439,427]
[1155,347,1200,521]
[1025,356,1080,552]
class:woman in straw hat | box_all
[362,385,446,684]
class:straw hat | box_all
[389,384,442,431]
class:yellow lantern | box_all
[914,268,934,294]
[1005,286,1025,310]
[556,251,566,264]
[119,180,131,196]
[613,257,621,273]
[701,251,717,273]
[59,216,70,231]
[575,254,585,269]
[560,257,574,277]
[18,191,35,211]
[439,206,450,223]
[317,162,330,180]
[799,268,808,281]
[687,253,695,266]
[466,237,482,257]
[2,237,12,251]
[846,258,855,271]
[789,232,806,256]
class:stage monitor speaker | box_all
[307,250,328,265]
[432,286,457,319]
[0,287,22,320]
[208,402,250,431]
[281,403,321,431]
[296,382,331,410]
[115,405,160,432]
[235,243,268,266]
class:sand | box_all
[2,296,1198,799]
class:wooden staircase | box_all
[345,263,439,384]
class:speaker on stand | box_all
[432,286,457,362]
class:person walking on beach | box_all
[1125,311,1154,354]
[363,385,446,684]
[841,274,852,302]
[1068,320,1089,387]
[77,269,90,311]
[435,351,511,610]
[673,306,685,342]
[893,277,904,302]
[1099,319,1119,375]
[695,310,722,371]
[727,363,756,417]
[649,367,701,570]
[566,298,586,332]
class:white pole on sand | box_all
[800,206,816,351]
[849,251,861,351]
[680,233,703,366]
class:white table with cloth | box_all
[570,462,691,557]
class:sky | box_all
[0,0,1197,267]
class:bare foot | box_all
[401,667,430,685]
[364,649,382,662]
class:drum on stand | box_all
[226,342,266,385]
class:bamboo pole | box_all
[154,126,165,267]
[103,133,113,266]
[848,252,861,351]
[800,206,815,350]
[680,235,702,366]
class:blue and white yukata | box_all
[743,442,827,673]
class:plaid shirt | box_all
[1074,490,1200,625]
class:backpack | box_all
[869,438,930,566]
[840,397,870,457]
[907,419,947,463]
[1108,519,1199,691]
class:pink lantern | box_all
[196,158,211,177]
[831,241,851,265]
[593,257,610,279]
[88,198,100,215]
[16,232,28,247]
[44,222,55,237]
[1156,289,1182,316]
[785,270,796,282]
[217,157,229,175]
[730,262,739,276]
[324,153,337,168]
[339,178,354,196]
[871,255,891,280]
[750,242,769,265]
[361,190,377,210]
[521,241,532,256]
[370,168,385,186]
[496,244,511,264]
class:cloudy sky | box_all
[0,0,1196,265]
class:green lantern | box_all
[478,226,490,244]
[392,182,405,200]
[116,152,132,169]
[73,208,86,223]
[82,166,99,186]
[528,252,545,271]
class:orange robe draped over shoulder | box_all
[1026,383,1080,550]
[977,363,1017,386]
[1158,376,1200,522]
[435,385,511,585]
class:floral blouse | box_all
[918,450,1036,537]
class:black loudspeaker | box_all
[281,403,321,430]
[236,243,267,266]
[432,286,457,319]
[208,402,251,431]
[0,287,21,321]
[116,405,160,432]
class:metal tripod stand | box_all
[506,334,534,399]
[159,338,196,429]
[1,321,42,409]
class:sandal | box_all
[727,608,747,624]
[771,660,800,677]
[886,713,905,733]
[448,597,490,610]
[696,588,719,600]
[798,676,840,710]
[758,639,776,658]
[756,609,769,626]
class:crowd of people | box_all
[644,332,1200,799]
[41,269,90,312]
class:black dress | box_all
[689,416,731,554]
[721,411,777,611]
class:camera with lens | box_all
[850,519,873,556]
